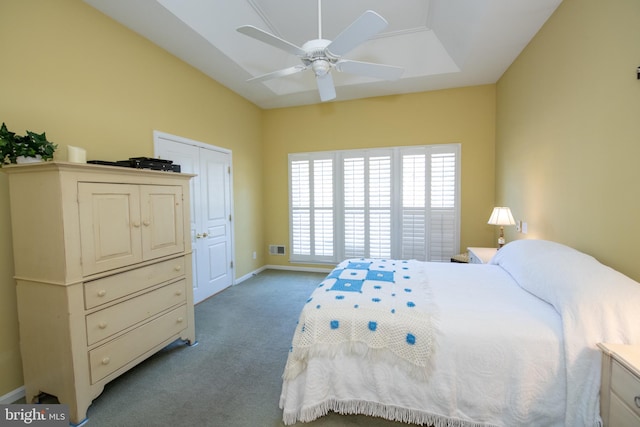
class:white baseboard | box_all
[0,386,25,404]
[264,264,332,273]
[235,266,268,284]
[235,265,330,285]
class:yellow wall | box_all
[0,0,263,397]
[263,86,497,267]
[496,0,640,279]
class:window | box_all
[289,144,460,264]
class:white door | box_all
[154,131,234,303]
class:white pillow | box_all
[490,239,639,314]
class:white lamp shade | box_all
[487,207,515,226]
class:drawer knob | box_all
[175,290,183,296]
[132,221,141,228]
[174,265,182,271]
[177,317,184,323]
[98,322,107,329]
[143,220,150,227]
[97,290,107,297]
[101,357,110,365]
[635,396,640,408]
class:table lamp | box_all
[487,207,515,248]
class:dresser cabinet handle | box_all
[132,221,141,228]
[101,357,110,365]
[98,322,107,329]
[635,396,640,408]
[97,290,106,297]
[143,220,150,226]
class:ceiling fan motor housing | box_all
[302,39,337,76]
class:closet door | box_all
[198,148,233,299]
[155,132,234,303]
[78,183,142,275]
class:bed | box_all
[279,239,640,426]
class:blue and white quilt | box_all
[283,258,437,381]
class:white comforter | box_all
[281,259,565,426]
[280,240,640,426]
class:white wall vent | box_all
[269,245,286,256]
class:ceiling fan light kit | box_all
[236,0,404,102]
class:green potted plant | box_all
[0,122,57,166]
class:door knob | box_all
[196,232,209,239]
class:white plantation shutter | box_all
[429,151,457,261]
[401,153,427,260]
[289,155,334,262]
[343,157,365,258]
[290,160,311,255]
[342,154,392,259]
[289,144,459,264]
[313,160,333,256]
[369,156,391,258]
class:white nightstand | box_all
[467,247,498,264]
[598,343,640,426]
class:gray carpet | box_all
[79,270,410,427]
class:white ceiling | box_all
[83,0,562,109]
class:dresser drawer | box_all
[86,279,186,345]
[609,392,640,426]
[89,304,188,384]
[611,360,640,419]
[84,257,185,309]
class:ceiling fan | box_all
[236,0,404,102]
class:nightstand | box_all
[467,247,497,264]
[598,343,640,426]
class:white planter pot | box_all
[16,155,43,164]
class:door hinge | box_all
[230,261,234,268]
[229,214,232,222]
[228,166,231,174]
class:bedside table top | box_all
[467,247,498,264]
[598,343,640,378]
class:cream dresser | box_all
[598,343,640,426]
[3,162,195,425]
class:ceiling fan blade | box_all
[247,65,308,83]
[326,10,388,57]
[335,60,404,81]
[316,73,336,102]
[237,25,306,57]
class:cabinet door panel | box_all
[79,183,142,275]
[140,185,184,260]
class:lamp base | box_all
[497,227,506,249]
